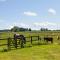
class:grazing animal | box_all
[44,37,53,43]
[14,34,26,48]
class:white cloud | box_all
[24,11,37,16]
[48,8,56,15]
[8,22,58,30]
[19,23,30,28]
[34,22,57,27]
[8,22,30,29]
[1,21,60,30]
[33,22,58,30]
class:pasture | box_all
[0,31,60,60]
[0,44,60,60]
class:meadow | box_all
[0,31,60,60]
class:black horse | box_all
[14,34,26,48]
[44,37,53,43]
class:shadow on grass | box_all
[0,43,53,52]
[32,43,49,45]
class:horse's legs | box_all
[44,39,48,43]
[24,37,26,44]
[46,40,48,43]
[21,40,24,48]
[51,40,53,43]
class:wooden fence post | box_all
[7,37,11,50]
[14,38,17,49]
[21,40,24,48]
[31,36,32,44]
[38,36,39,40]
[38,36,40,44]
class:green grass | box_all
[0,31,60,60]
[0,44,60,60]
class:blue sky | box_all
[0,0,60,30]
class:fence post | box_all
[21,40,24,48]
[31,36,32,44]
[38,36,39,40]
[14,38,17,49]
[38,36,40,44]
[7,37,11,50]
[15,39,17,49]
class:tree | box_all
[11,26,29,32]
[40,28,48,31]
[29,28,31,31]
[11,26,20,32]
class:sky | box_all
[0,0,60,30]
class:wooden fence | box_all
[0,35,57,51]
[0,36,41,50]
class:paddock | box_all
[0,31,60,51]
[0,35,56,50]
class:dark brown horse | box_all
[14,34,26,44]
[44,37,53,43]
[13,34,26,48]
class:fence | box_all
[0,36,41,50]
[0,35,59,51]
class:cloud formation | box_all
[5,21,60,30]
[48,8,56,15]
[24,11,37,16]
[33,22,57,30]
[9,22,30,29]
[34,22,57,26]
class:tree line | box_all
[11,26,31,32]
[0,26,60,32]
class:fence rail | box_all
[0,36,55,50]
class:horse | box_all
[44,37,53,43]
[14,34,26,48]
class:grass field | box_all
[0,44,60,60]
[0,31,60,60]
